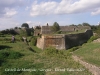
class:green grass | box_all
[0,35,92,75]
[73,42,100,67]
[61,29,86,34]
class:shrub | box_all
[0,51,9,59]
[44,47,59,55]
[8,51,24,59]
[0,51,24,59]
[0,59,5,66]
[56,31,62,34]
[19,29,27,37]
[44,47,71,59]
[0,50,24,66]
[30,37,37,46]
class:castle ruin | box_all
[36,25,93,50]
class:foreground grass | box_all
[0,35,92,75]
[73,42,100,67]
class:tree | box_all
[20,29,27,37]
[21,23,29,28]
[70,24,76,26]
[31,27,34,36]
[14,27,18,29]
[91,25,97,31]
[51,22,60,32]
[82,22,90,26]
[78,24,82,26]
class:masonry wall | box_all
[37,36,45,49]
[44,35,65,50]
[41,25,91,35]
[36,35,65,50]
[65,30,93,49]
[36,30,93,50]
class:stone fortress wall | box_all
[41,25,91,35]
[37,30,93,50]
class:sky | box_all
[0,0,100,30]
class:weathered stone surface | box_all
[41,25,91,35]
[36,30,93,50]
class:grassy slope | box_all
[73,42,100,67]
[0,35,92,75]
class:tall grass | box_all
[0,50,24,59]
[43,47,71,59]
[87,36,98,43]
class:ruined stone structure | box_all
[37,34,65,50]
[34,29,41,36]
[37,30,93,50]
[33,26,41,36]
[41,25,91,35]
[34,25,91,36]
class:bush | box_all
[44,47,59,55]
[0,51,9,59]
[56,31,62,34]
[30,37,37,46]
[44,47,71,59]
[8,51,24,59]
[0,51,24,59]
[0,59,5,66]
[0,50,23,67]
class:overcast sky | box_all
[0,0,100,30]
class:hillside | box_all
[73,41,100,67]
[0,34,92,75]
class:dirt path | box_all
[93,38,100,43]
[72,55,100,75]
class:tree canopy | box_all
[21,23,29,28]
[82,22,90,26]
[51,22,60,32]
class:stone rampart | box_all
[65,30,93,49]
[36,30,93,50]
